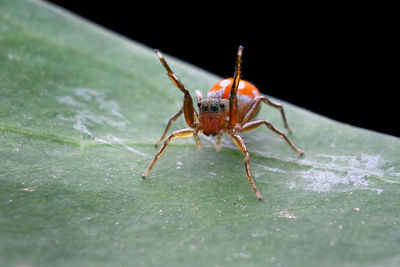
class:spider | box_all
[142,46,303,200]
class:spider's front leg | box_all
[144,50,204,178]
[231,133,263,200]
[215,132,223,152]
[228,46,243,128]
[154,107,183,146]
[142,128,200,178]
[155,49,196,129]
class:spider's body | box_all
[198,78,261,136]
[142,47,303,200]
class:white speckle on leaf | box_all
[288,181,297,190]
[233,251,251,259]
[237,194,244,201]
[74,88,123,117]
[104,134,148,157]
[253,163,286,174]
[176,161,183,169]
[56,88,148,157]
[57,109,125,137]
[251,231,266,238]
[56,96,84,107]
[294,154,389,194]
[7,53,20,60]
[21,187,35,192]
[278,209,297,219]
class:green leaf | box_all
[1,1,400,266]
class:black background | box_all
[47,1,398,137]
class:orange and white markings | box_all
[207,78,260,101]
[207,78,261,121]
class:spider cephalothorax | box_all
[142,46,303,200]
[196,98,229,136]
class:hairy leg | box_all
[239,120,303,155]
[229,46,243,128]
[155,49,196,128]
[155,107,183,146]
[215,132,223,152]
[242,96,292,133]
[231,133,263,200]
[142,128,195,178]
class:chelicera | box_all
[142,46,303,200]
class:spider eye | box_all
[219,103,225,110]
[210,103,219,112]
[201,103,209,112]
[197,102,201,107]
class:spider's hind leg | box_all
[240,119,303,155]
[242,96,293,134]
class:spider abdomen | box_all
[207,78,261,122]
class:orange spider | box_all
[142,46,303,200]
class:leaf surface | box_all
[1,1,400,266]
